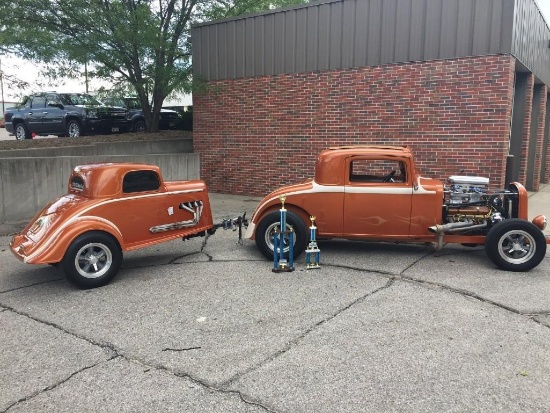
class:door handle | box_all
[43,112,49,114]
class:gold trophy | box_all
[305,216,320,269]
[273,195,295,272]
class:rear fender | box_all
[28,217,123,264]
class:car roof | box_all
[70,163,162,197]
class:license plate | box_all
[111,127,119,132]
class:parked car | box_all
[102,97,180,132]
[4,92,130,139]
[9,163,247,288]
[246,146,549,272]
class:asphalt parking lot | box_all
[1,191,549,412]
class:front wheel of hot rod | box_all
[62,232,122,289]
[255,210,308,260]
[485,219,546,272]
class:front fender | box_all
[25,217,123,264]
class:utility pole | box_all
[0,56,5,116]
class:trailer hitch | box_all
[211,212,248,244]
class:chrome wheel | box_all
[67,120,81,137]
[15,124,29,140]
[74,242,113,279]
[485,219,546,272]
[496,230,536,265]
[264,221,294,254]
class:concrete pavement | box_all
[0,191,549,412]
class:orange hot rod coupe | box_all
[246,146,549,271]
[9,163,244,289]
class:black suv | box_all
[102,97,180,132]
[4,92,130,139]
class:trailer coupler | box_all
[211,212,248,244]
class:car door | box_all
[343,156,413,238]
[41,94,66,134]
[26,96,47,133]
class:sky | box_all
[2,0,550,104]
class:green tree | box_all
[0,0,308,131]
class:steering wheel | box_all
[383,170,397,183]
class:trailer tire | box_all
[62,231,122,289]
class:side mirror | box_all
[47,101,63,109]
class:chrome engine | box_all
[447,175,489,205]
[431,176,510,235]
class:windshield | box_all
[58,93,102,106]
[124,98,142,110]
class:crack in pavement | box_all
[2,356,119,413]
[221,277,396,388]
[326,251,550,330]
[0,277,65,294]
[0,305,277,413]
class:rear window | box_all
[70,176,85,191]
[123,170,160,193]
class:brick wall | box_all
[194,55,516,196]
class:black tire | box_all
[62,231,122,289]
[485,219,547,272]
[255,210,308,260]
[133,119,146,132]
[66,119,82,137]
[14,123,31,140]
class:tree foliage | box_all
[0,0,308,131]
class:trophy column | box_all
[273,195,295,272]
[305,216,320,269]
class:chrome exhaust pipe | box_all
[428,220,488,234]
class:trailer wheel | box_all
[256,210,307,260]
[62,231,122,289]
[485,219,546,272]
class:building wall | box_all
[194,55,516,196]
[193,0,519,82]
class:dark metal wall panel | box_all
[512,0,550,86]
[439,0,459,59]
[395,0,412,62]
[366,0,382,66]
[408,0,426,61]
[192,0,547,85]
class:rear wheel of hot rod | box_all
[256,210,308,260]
[485,219,546,272]
[62,232,122,289]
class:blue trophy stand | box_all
[273,195,295,272]
[305,216,320,269]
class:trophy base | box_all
[273,265,295,273]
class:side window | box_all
[123,170,161,193]
[31,96,47,109]
[349,159,406,183]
